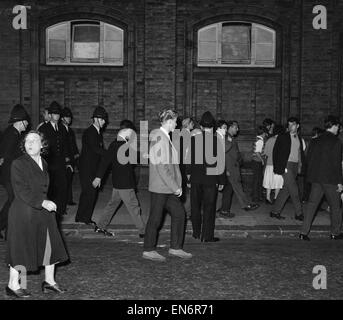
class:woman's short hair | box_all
[158,109,178,124]
[216,119,228,129]
[182,117,194,129]
[20,130,49,156]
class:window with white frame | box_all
[46,20,124,65]
[198,22,276,67]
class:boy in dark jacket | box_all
[93,120,145,237]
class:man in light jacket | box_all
[143,109,192,262]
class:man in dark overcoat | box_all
[300,116,343,240]
[61,107,79,206]
[38,101,70,216]
[0,104,29,238]
[187,111,226,242]
[75,106,107,226]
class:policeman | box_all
[75,106,107,226]
[38,101,70,217]
[61,107,79,206]
[0,104,29,238]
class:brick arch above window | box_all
[197,21,276,68]
[46,20,124,66]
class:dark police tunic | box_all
[38,121,70,215]
[0,126,23,231]
[63,124,79,203]
[6,154,68,271]
[75,125,106,223]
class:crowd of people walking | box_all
[0,101,343,297]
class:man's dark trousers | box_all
[191,183,217,241]
[144,192,186,251]
[272,162,302,216]
[48,166,68,216]
[66,167,74,203]
[251,160,263,202]
[75,174,98,223]
[221,175,250,211]
[302,183,342,236]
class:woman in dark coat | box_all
[6,131,69,298]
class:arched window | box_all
[198,22,276,67]
[46,20,124,65]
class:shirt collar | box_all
[50,121,58,129]
[93,124,100,134]
[160,127,170,139]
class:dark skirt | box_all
[6,200,69,272]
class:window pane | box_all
[255,43,274,63]
[198,25,217,63]
[49,39,66,59]
[104,41,122,60]
[222,25,250,63]
[72,24,100,60]
[198,42,217,61]
[103,24,123,63]
[256,27,273,43]
[104,25,122,41]
[47,22,68,62]
[74,25,100,42]
[222,44,250,63]
[199,26,217,42]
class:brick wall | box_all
[0,0,342,148]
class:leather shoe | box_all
[202,237,220,243]
[299,234,310,241]
[295,214,304,221]
[244,204,259,211]
[42,281,65,294]
[270,212,286,220]
[330,233,343,240]
[219,211,235,219]
[94,226,115,237]
[5,286,31,298]
[87,220,97,226]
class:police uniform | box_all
[38,101,70,216]
[0,104,29,233]
[61,107,79,205]
[75,107,107,224]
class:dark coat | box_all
[63,125,79,167]
[225,137,243,182]
[78,125,106,186]
[38,121,70,170]
[306,131,343,185]
[96,138,137,189]
[0,126,23,183]
[6,154,68,271]
[187,131,226,185]
[273,132,305,175]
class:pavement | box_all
[1,237,343,300]
[0,173,335,239]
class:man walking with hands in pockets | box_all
[143,109,192,262]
